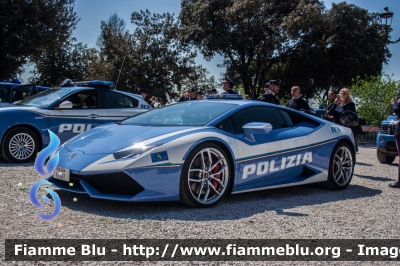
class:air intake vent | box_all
[301,166,316,177]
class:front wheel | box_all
[322,142,354,190]
[180,142,231,207]
[1,128,39,163]
[377,149,395,164]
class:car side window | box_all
[104,91,139,108]
[0,86,11,102]
[12,86,32,102]
[280,108,320,126]
[217,107,286,134]
[216,117,235,134]
[60,90,98,109]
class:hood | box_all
[65,123,195,154]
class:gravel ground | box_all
[1,144,399,265]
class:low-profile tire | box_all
[377,149,395,164]
[179,142,231,207]
[322,142,354,190]
[1,127,39,163]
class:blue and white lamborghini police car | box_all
[49,94,357,207]
[0,80,151,163]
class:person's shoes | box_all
[389,181,400,188]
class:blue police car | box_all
[0,81,51,106]
[376,115,398,164]
[0,80,151,163]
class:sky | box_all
[22,0,400,82]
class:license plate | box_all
[53,167,70,182]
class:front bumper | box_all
[47,166,182,202]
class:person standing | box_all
[209,88,217,95]
[221,76,238,94]
[196,91,203,100]
[148,96,156,108]
[188,88,197,100]
[178,91,189,102]
[258,79,281,105]
[389,93,400,188]
[286,86,312,111]
[324,89,337,121]
[328,88,358,151]
[138,88,147,100]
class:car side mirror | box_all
[243,122,273,142]
[58,101,73,109]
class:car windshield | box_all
[14,88,73,107]
[121,101,238,126]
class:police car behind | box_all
[0,80,151,163]
[376,115,398,164]
[0,81,51,106]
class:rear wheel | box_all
[1,128,39,163]
[322,142,354,189]
[179,142,231,207]
[377,149,395,164]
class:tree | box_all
[29,38,97,87]
[89,12,214,104]
[178,0,390,101]
[0,0,79,78]
[178,0,325,97]
[350,75,399,126]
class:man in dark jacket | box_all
[188,88,197,100]
[258,79,281,105]
[221,76,238,94]
[324,89,337,121]
[286,86,312,111]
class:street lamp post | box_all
[379,7,400,44]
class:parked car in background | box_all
[0,80,151,163]
[0,82,51,106]
[376,115,398,164]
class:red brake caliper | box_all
[211,161,221,193]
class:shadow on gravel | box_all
[354,173,394,182]
[355,162,373,166]
[55,184,382,221]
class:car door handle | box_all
[89,114,99,119]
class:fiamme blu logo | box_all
[29,130,61,220]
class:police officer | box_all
[287,86,312,111]
[324,89,337,121]
[196,90,203,100]
[209,88,217,95]
[221,76,237,94]
[138,88,147,100]
[188,88,197,100]
[178,91,189,102]
[258,79,281,105]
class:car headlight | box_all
[113,144,161,160]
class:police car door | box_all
[100,90,150,123]
[48,90,103,143]
[232,106,309,191]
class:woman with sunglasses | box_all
[328,88,358,151]
[327,88,356,123]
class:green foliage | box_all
[350,75,400,126]
[29,38,97,87]
[88,12,215,104]
[0,0,79,78]
[178,0,390,101]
